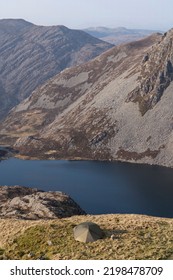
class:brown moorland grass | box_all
[0,214,173,260]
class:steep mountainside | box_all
[83,26,161,45]
[1,30,173,167]
[0,19,112,119]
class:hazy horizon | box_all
[0,0,173,31]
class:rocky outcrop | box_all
[0,186,85,219]
[0,19,112,119]
[126,30,173,115]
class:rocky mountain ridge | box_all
[0,19,112,119]
[1,30,173,167]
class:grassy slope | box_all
[0,214,173,260]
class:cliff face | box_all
[0,19,112,119]
[127,29,173,115]
[1,30,173,167]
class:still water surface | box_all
[0,158,173,217]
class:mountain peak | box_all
[0,18,33,28]
[0,18,34,36]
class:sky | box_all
[0,0,173,31]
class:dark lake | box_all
[0,157,173,218]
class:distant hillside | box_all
[83,26,162,44]
[0,19,112,119]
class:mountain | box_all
[0,19,112,119]
[1,29,173,168]
[83,26,162,45]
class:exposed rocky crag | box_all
[126,30,173,115]
[0,19,112,119]
[1,30,173,167]
[0,186,85,219]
